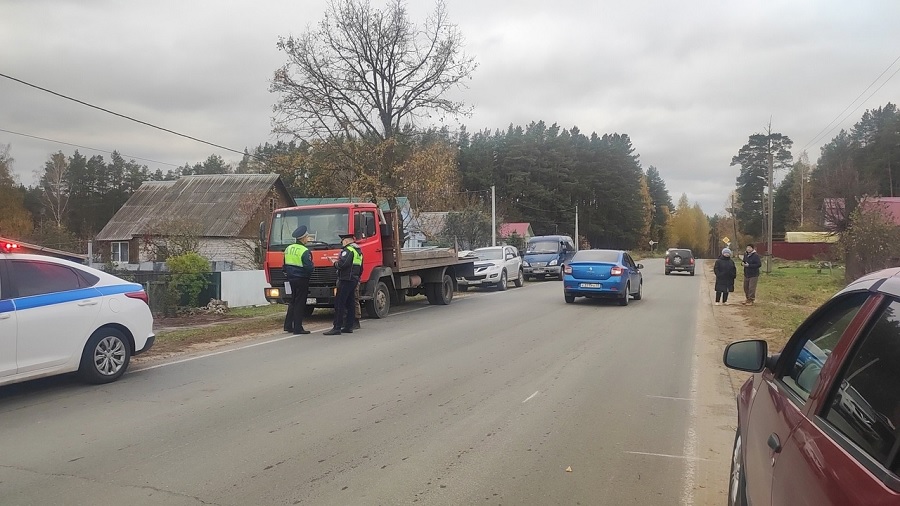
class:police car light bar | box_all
[2,242,20,253]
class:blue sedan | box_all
[563,249,644,306]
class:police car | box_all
[0,242,155,386]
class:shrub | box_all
[166,252,210,310]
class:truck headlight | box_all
[265,287,281,298]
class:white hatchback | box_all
[0,249,155,386]
[457,245,524,291]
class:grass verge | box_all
[740,261,846,349]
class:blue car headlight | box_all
[523,261,530,267]
[548,259,558,266]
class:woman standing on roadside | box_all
[713,248,737,305]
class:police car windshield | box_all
[526,241,559,254]
[270,208,349,251]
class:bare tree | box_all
[141,216,203,262]
[271,0,476,142]
[40,151,70,228]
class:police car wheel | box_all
[79,328,131,384]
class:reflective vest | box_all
[350,244,363,266]
[284,243,309,266]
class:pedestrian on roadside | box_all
[741,243,762,305]
[324,232,363,335]
[713,247,737,305]
[283,225,314,334]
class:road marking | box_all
[647,395,694,401]
[522,391,539,403]
[134,300,455,372]
[625,451,709,461]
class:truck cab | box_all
[262,202,474,318]
[522,235,576,280]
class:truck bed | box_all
[396,247,469,272]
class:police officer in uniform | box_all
[324,232,363,335]
[283,225,314,335]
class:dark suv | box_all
[664,248,695,275]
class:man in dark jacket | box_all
[283,225,314,334]
[741,243,762,305]
[324,232,363,335]
[713,248,737,305]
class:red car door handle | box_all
[767,433,782,453]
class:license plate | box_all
[306,298,316,305]
[580,283,601,288]
[533,269,545,273]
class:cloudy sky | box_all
[3,0,900,214]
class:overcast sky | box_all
[3,0,900,214]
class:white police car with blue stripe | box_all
[0,245,154,386]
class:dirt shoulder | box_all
[689,260,754,505]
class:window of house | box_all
[822,299,900,469]
[111,242,129,263]
[269,197,277,212]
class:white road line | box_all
[681,290,703,506]
[625,451,708,461]
[135,302,440,372]
[647,395,694,401]
[522,390,540,403]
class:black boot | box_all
[353,321,361,330]
[323,328,341,336]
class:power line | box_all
[0,127,180,167]
[0,72,251,159]
[799,53,900,153]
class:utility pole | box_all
[767,152,774,274]
[574,205,579,251]
[491,185,496,247]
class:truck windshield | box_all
[526,240,560,254]
[269,208,349,251]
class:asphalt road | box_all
[0,258,709,505]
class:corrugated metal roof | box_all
[96,174,284,241]
[293,196,409,211]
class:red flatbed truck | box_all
[261,202,475,317]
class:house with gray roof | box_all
[95,174,293,270]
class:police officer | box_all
[283,225,314,335]
[324,232,363,335]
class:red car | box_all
[724,267,900,506]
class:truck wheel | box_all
[514,268,524,287]
[427,275,454,305]
[498,270,508,291]
[366,281,391,318]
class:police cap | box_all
[292,225,309,238]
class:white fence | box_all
[220,270,270,308]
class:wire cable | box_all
[799,53,900,153]
[0,72,252,158]
[0,127,181,167]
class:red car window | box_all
[822,299,900,469]
[778,292,869,404]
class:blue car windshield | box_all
[572,250,620,263]
[527,241,560,254]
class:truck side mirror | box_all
[258,221,267,248]
[380,223,393,238]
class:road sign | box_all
[722,236,731,245]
